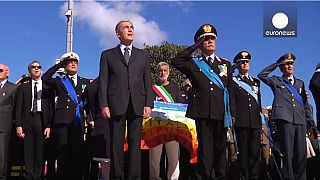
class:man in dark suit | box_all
[172,24,233,180]
[15,61,54,180]
[310,63,320,131]
[98,20,153,180]
[42,52,90,179]
[0,64,17,180]
[258,53,313,180]
[83,78,110,180]
[230,51,262,180]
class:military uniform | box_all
[258,53,313,180]
[230,51,262,180]
[42,52,90,180]
[172,24,233,180]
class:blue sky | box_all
[0,1,319,111]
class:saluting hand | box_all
[102,106,111,119]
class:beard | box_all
[158,76,168,83]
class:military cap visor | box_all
[233,51,251,64]
[60,52,80,62]
[276,53,295,64]
[194,24,217,42]
[197,33,217,41]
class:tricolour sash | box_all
[61,76,83,124]
[280,77,304,107]
[232,77,265,124]
[192,57,232,128]
[152,84,174,102]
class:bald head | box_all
[0,64,9,81]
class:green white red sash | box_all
[152,84,174,102]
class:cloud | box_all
[60,1,167,49]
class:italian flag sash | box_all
[152,84,174,102]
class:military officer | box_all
[42,52,90,180]
[230,51,262,180]
[258,53,313,180]
[172,24,233,180]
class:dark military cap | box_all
[194,24,217,42]
[233,51,251,64]
[316,63,320,70]
[276,53,296,64]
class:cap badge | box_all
[287,54,292,60]
[241,52,248,59]
[203,25,212,33]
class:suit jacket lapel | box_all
[128,47,138,65]
[114,45,128,66]
[26,81,32,107]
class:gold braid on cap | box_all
[69,53,76,60]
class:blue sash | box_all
[61,76,83,125]
[192,58,232,128]
[280,78,304,107]
[232,77,265,124]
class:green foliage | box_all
[144,42,187,88]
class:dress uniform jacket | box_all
[231,74,262,128]
[258,63,313,125]
[172,48,233,120]
[42,63,90,125]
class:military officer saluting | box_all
[42,52,90,179]
[258,53,314,180]
[230,51,262,180]
[172,24,233,180]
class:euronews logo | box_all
[263,4,297,37]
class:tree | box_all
[144,42,187,88]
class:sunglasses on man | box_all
[30,65,42,69]
[240,60,250,64]
[0,69,3,73]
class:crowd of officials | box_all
[0,20,320,180]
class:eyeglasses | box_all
[0,69,3,73]
[31,65,42,69]
[240,60,250,64]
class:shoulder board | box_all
[219,57,231,62]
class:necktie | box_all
[124,47,130,64]
[32,82,38,112]
[207,57,214,68]
[0,83,2,89]
[70,77,75,87]
[288,78,293,85]
[243,76,250,84]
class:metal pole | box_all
[66,0,74,52]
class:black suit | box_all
[83,78,110,180]
[230,75,262,180]
[309,71,320,131]
[172,44,233,180]
[0,80,16,179]
[98,45,153,180]
[42,62,90,179]
[258,63,313,180]
[15,80,54,180]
